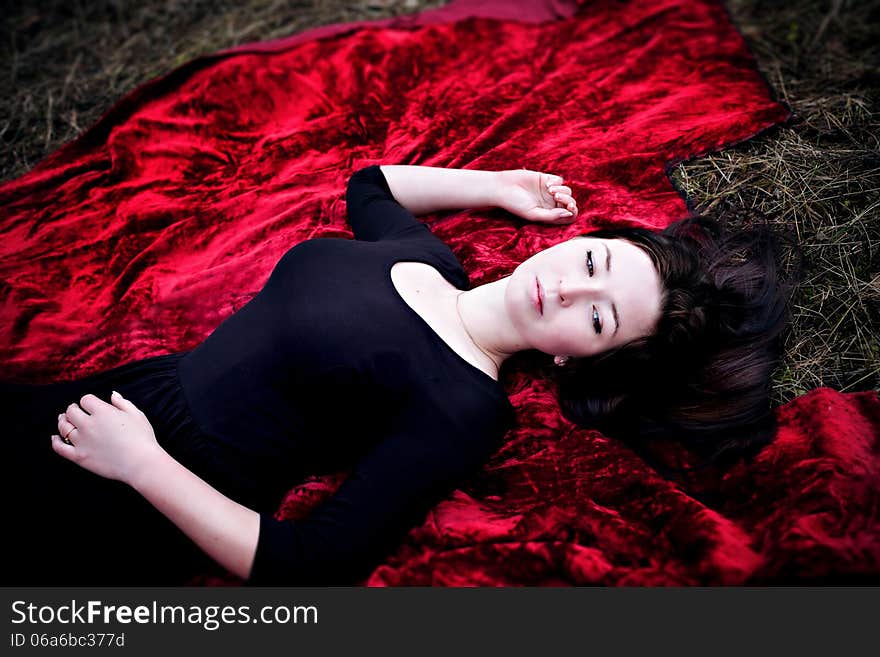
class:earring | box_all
[554,355,569,366]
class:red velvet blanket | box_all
[2,0,877,584]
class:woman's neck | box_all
[455,276,528,374]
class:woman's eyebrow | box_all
[605,243,620,335]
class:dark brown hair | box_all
[533,216,799,470]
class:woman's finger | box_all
[548,185,572,196]
[78,393,107,414]
[533,207,575,223]
[110,390,141,416]
[51,434,77,458]
[552,192,578,212]
[544,174,564,187]
[57,414,80,444]
[552,191,574,204]
[64,402,90,426]
[58,413,72,433]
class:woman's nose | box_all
[557,277,600,306]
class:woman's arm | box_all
[378,165,502,215]
[54,391,259,581]
[128,449,259,581]
[378,164,578,222]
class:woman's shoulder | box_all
[392,235,470,290]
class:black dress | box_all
[2,166,515,586]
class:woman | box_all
[2,164,790,585]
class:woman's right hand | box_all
[52,391,164,485]
[495,168,579,224]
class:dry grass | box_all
[671,0,879,402]
[1,0,447,177]
[2,0,878,402]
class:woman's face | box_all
[505,236,663,358]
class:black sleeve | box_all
[345,165,432,242]
[244,394,504,586]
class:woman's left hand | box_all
[496,168,579,224]
[53,391,162,485]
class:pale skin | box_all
[52,165,662,581]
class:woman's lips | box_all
[535,277,543,315]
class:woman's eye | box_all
[592,305,602,334]
[586,250,594,276]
